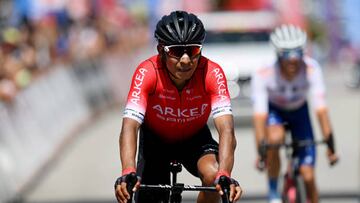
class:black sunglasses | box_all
[164,44,202,58]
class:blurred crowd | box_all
[0,0,274,103]
[1,0,360,103]
[0,0,149,102]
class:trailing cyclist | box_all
[114,10,242,203]
[251,24,339,203]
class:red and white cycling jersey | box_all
[251,56,327,114]
[123,55,232,142]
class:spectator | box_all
[0,46,18,102]
[0,0,150,103]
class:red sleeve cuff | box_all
[216,170,231,180]
[122,167,136,176]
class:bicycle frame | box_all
[259,136,326,203]
[281,138,313,203]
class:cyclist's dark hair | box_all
[154,10,206,45]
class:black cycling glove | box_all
[114,172,140,196]
[214,171,240,188]
[326,133,336,154]
[214,172,240,203]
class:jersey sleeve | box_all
[205,63,232,118]
[306,58,327,110]
[123,60,156,124]
[251,67,269,115]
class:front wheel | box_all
[295,175,307,203]
[282,174,307,203]
[282,175,295,203]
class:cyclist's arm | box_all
[316,108,333,140]
[317,107,338,162]
[205,63,235,174]
[119,61,156,173]
[206,62,242,200]
[306,60,333,139]
[120,118,141,172]
[307,59,337,156]
[117,118,141,203]
[214,114,236,174]
[251,68,269,149]
[253,114,267,148]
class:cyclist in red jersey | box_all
[114,11,242,203]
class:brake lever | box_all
[218,176,232,203]
[126,172,138,200]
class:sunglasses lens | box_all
[187,46,202,57]
[166,45,202,58]
[167,46,186,58]
[279,49,303,60]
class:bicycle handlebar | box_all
[139,183,217,192]
[123,163,234,203]
[263,139,326,150]
[257,139,327,171]
[139,181,232,203]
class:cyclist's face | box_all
[164,47,201,82]
[280,58,302,79]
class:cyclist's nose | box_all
[179,53,191,64]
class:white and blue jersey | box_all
[251,56,328,166]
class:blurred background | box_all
[0,0,359,202]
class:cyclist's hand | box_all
[255,155,266,171]
[214,172,243,202]
[256,140,267,171]
[325,133,338,166]
[114,172,141,203]
[327,149,339,166]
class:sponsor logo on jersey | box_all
[163,89,175,94]
[211,105,232,117]
[130,68,148,106]
[152,104,209,122]
[213,68,228,101]
[123,108,145,122]
[186,95,203,101]
[159,93,176,100]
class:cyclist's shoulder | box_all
[132,55,160,79]
[304,56,321,67]
[253,62,276,78]
[137,55,161,70]
[200,56,222,71]
[128,56,160,93]
[304,56,323,75]
[201,56,229,81]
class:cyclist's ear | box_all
[157,44,164,55]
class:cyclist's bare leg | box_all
[266,125,285,201]
[300,165,318,203]
[197,153,220,203]
[266,125,285,178]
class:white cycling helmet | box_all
[270,24,307,52]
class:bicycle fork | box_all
[283,157,309,203]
